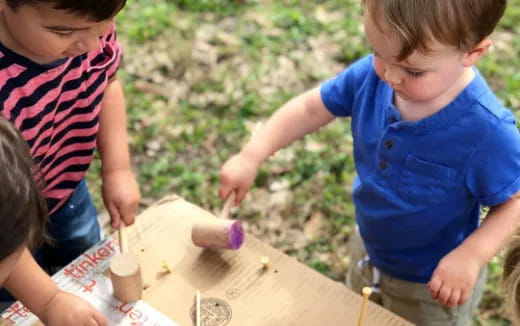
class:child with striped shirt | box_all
[0,0,140,292]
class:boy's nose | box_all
[383,67,402,86]
[75,37,101,53]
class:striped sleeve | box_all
[105,25,123,79]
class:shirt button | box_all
[384,140,393,149]
[379,160,388,170]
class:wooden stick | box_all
[357,287,372,326]
[219,192,236,219]
[118,224,128,253]
[196,290,201,326]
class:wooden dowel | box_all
[118,224,128,253]
[219,192,236,219]
[357,287,372,326]
[196,290,201,326]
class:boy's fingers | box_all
[236,188,247,205]
[108,204,121,229]
[120,204,137,226]
[458,289,469,305]
[447,289,460,307]
[86,318,98,326]
[93,313,109,326]
[427,277,442,299]
[218,185,230,201]
[437,285,452,305]
[122,214,136,226]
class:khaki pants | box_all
[346,231,486,326]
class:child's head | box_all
[362,0,506,104]
[503,236,520,323]
[0,118,47,263]
[0,0,126,62]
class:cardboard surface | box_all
[2,195,414,325]
[130,195,413,326]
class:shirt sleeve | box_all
[104,23,123,79]
[320,55,373,117]
[465,114,520,206]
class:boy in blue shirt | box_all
[219,0,520,324]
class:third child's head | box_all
[0,0,126,63]
[362,0,506,104]
[0,118,47,283]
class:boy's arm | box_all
[4,248,107,326]
[241,87,335,165]
[219,87,335,203]
[97,77,141,229]
[428,191,520,307]
[460,191,520,266]
[4,248,59,315]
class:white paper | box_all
[1,239,179,326]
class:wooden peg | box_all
[357,287,372,326]
[195,289,201,326]
[118,223,128,253]
[110,224,143,302]
[191,192,245,250]
[260,256,270,269]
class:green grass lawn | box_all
[87,1,520,324]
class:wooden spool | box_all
[110,225,143,302]
[191,193,245,250]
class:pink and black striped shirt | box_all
[0,25,122,214]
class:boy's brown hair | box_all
[363,0,507,60]
[504,235,520,324]
[0,118,48,262]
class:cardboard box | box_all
[3,195,413,326]
[129,195,412,326]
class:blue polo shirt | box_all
[321,55,520,283]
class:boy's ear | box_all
[463,39,492,67]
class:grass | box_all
[87,1,520,324]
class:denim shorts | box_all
[0,179,101,302]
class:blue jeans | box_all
[0,179,101,302]
[40,179,102,271]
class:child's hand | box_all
[102,168,141,229]
[39,291,108,326]
[427,247,482,307]
[219,153,260,205]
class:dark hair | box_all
[6,0,126,21]
[0,118,48,262]
[364,0,507,60]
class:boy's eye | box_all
[51,31,74,38]
[406,70,424,78]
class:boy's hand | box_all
[219,153,260,205]
[39,291,108,326]
[427,247,482,307]
[102,168,141,229]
